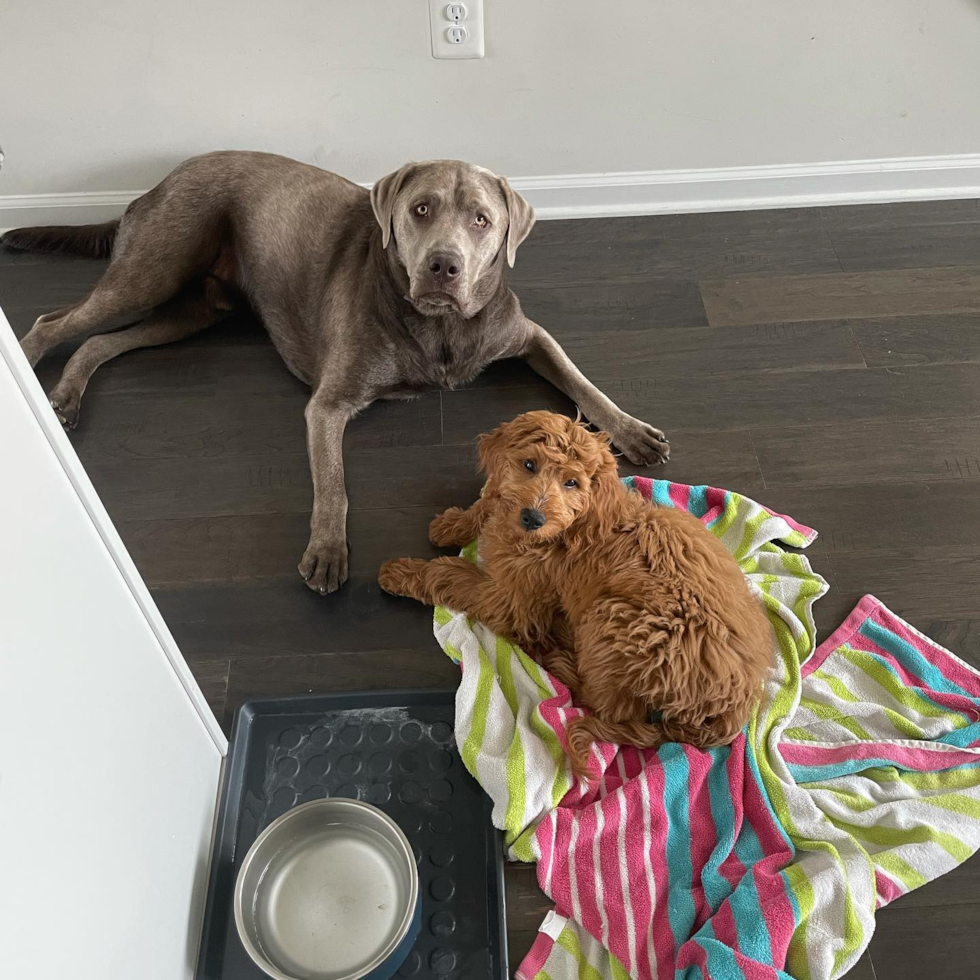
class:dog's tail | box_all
[0,220,119,259]
[566,715,665,778]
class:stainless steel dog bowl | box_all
[234,799,420,980]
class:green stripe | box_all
[831,816,974,863]
[917,792,980,821]
[460,642,496,781]
[873,851,928,892]
[865,765,980,792]
[556,927,608,980]
[512,642,573,807]
[709,491,742,542]
[798,695,873,741]
[496,636,529,840]
[783,864,815,980]
[837,645,966,728]
[735,508,770,561]
[783,726,819,741]
[813,659,932,739]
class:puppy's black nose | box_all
[520,508,547,531]
[427,251,462,284]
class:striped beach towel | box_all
[433,478,980,980]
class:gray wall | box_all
[2,0,979,195]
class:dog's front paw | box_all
[48,385,82,430]
[610,414,670,466]
[428,508,471,547]
[378,558,430,599]
[298,538,349,595]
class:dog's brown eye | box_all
[523,459,536,472]
[475,213,489,228]
[564,479,578,489]
[414,204,429,217]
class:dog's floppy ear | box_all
[497,177,535,268]
[371,163,416,250]
[477,421,508,477]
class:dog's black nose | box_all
[520,508,547,531]
[427,251,462,284]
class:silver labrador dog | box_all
[2,151,669,594]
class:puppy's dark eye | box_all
[475,214,489,229]
[563,479,578,489]
[414,204,429,217]
[523,459,536,472]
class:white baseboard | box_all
[2,155,979,230]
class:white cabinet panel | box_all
[0,313,223,979]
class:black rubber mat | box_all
[197,690,507,980]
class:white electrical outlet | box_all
[429,0,484,59]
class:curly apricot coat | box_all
[379,411,773,775]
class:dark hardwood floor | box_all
[4,198,980,979]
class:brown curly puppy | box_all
[379,410,772,775]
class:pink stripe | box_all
[804,594,882,677]
[684,745,717,931]
[875,868,905,908]
[598,791,632,971]
[872,606,980,697]
[623,756,654,980]
[708,898,741,955]
[726,742,796,967]
[701,504,725,526]
[715,746,749,891]
[632,476,654,500]
[782,740,980,772]
[669,482,692,510]
[647,758,675,980]
[516,930,555,980]
[543,810,575,911]
[536,813,555,885]
[573,807,605,941]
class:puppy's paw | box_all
[428,508,471,547]
[611,414,670,466]
[298,538,349,595]
[378,558,429,599]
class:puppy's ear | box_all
[576,427,622,537]
[476,422,508,477]
[371,163,416,250]
[498,177,535,268]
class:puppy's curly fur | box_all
[380,411,773,775]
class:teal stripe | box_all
[688,484,709,518]
[703,745,738,910]
[661,743,697,950]
[728,814,776,968]
[781,868,802,931]
[652,478,673,508]
[726,864,775,968]
[745,736,795,853]
[789,757,980,783]
[860,620,973,699]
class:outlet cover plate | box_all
[429,0,484,59]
